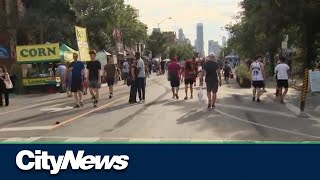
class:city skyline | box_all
[128,0,241,55]
[196,23,204,57]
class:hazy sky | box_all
[128,0,242,54]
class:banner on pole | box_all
[309,70,320,92]
[75,26,90,61]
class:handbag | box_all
[127,78,132,86]
[3,74,13,89]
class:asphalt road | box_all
[1,74,320,142]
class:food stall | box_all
[16,43,61,93]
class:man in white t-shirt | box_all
[136,52,146,103]
[275,56,290,103]
[250,55,265,102]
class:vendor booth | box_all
[16,43,62,92]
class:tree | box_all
[145,31,166,58]
[168,44,194,60]
[226,0,320,74]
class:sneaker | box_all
[93,100,98,107]
[109,94,113,99]
[252,97,256,101]
[208,103,212,109]
[280,99,285,104]
[175,94,179,100]
[74,104,80,108]
[184,97,188,100]
[212,104,216,108]
[257,99,261,103]
[80,102,84,107]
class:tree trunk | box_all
[268,49,276,76]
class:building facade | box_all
[162,31,177,45]
[196,23,204,58]
[208,40,221,57]
[222,36,227,48]
[178,28,185,41]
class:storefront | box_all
[16,43,61,92]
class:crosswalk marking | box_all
[0,126,53,132]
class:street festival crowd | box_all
[0,50,292,109]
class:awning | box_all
[60,44,78,62]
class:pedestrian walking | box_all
[82,64,89,95]
[250,55,266,102]
[192,57,199,86]
[104,56,117,99]
[184,59,196,100]
[168,57,181,99]
[223,61,232,84]
[0,65,11,107]
[65,62,73,97]
[179,58,185,83]
[200,54,222,109]
[70,53,85,108]
[275,56,290,103]
[87,50,102,108]
[57,63,67,93]
[122,60,130,85]
[129,58,138,104]
[136,52,146,103]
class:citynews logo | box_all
[16,150,129,175]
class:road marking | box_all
[40,106,74,112]
[51,80,167,130]
[2,137,26,142]
[215,103,296,118]
[0,126,53,132]
[64,137,100,142]
[0,99,63,115]
[215,109,320,139]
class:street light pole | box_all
[157,17,172,30]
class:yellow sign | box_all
[22,77,61,86]
[75,26,90,61]
[16,43,60,62]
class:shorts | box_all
[277,80,289,88]
[185,78,194,85]
[122,72,129,80]
[206,82,218,93]
[89,80,101,89]
[170,79,180,87]
[71,78,82,92]
[252,81,264,88]
[107,77,115,86]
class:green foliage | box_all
[168,44,194,60]
[14,0,147,51]
[226,0,320,74]
[235,64,250,80]
[146,31,166,58]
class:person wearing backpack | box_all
[168,57,181,99]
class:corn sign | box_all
[75,26,90,61]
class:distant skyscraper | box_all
[222,36,227,47]
[194,39,197,49]
[178,28,185,41]
[196,23,204,57]
[208,40,221,56]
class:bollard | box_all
[298,68,309,118]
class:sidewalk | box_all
[6,74,161,106]
[264,78,320,120]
